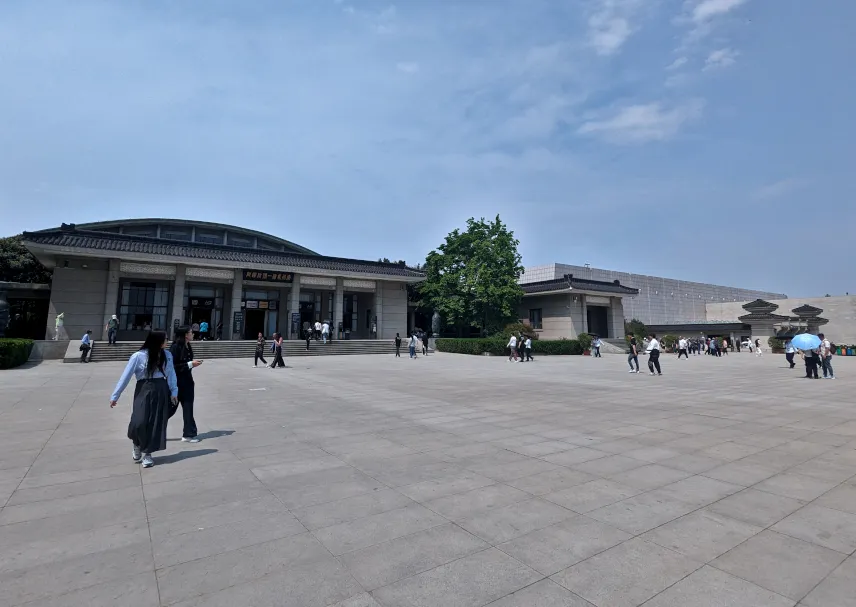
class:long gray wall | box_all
[707,296,856,344]
[46,259,109,342]
[521,264,787,325]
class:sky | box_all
[0,0,853,297]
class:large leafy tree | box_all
[0,235,52,284]
[420,216,523,336]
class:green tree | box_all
[624,318,647,340]
[0,235,52,284]
[420,216,523,337]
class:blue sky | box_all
[0,0,853,296]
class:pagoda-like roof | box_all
[738,312,791,323]
[792,304,823,317]
[741,299,779,313]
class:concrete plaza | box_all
[2,352,856,607]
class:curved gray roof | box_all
[28,218,318,256]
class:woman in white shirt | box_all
[646,333,662,376]
[110,331,178,468]
[754,339,763,357]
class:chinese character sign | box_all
[242,270,293,283]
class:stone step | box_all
[78,340,400,362]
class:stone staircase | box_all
[79,339,398,363]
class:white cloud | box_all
[753,178,810,201]
[396,62,419,73]
[667,56,688,70]
[587,0,642,56]
[693,0,748,23]
[704,47,739,70]
[578,100,705,143]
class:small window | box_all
[195,231,224,245]
[529,308,543,330]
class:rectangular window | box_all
[195,231,223,245]
[161,228,192,241]
[119,282,170,331]
[529,308,543,330]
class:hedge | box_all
[0,338,34,369]
[435,338,584,356]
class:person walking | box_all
[254,332,268,367]
[395,333,402,357]
[507,334,518,362]
[305,327,312,351]
[270,333,286,368]
[314,320,322,341]
[322,321,330,344]
[191,321,200,340]
[170,326,202,443]
[627,335,640,373]
[754,339,763,357]
[199,320,209,340]
[785,340,796,368]
[524,336,533,361]
[80,329,93,362]
[110,331,178,468]
[593,336,602,358]
[422,332,429,356]
[721,338,729,355]
[646,333,662,376]
[677,337,688,359]
[819,333,835,379]
[106,314,119,345]
[409,332,418,358]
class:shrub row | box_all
[435,338,584,356]
[0,338,34,369]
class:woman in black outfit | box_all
[254,332,268,367]
[169,326,203,442]
[271,333,286,368]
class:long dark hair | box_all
[141,331,168,378]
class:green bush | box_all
[532,339,584,355]
[768,337,785,350]
[0,338,34,369]
[493,323,539,340]
[435,338,583,356]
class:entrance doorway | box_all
[587,306,610,338]
[185,308,213,340]
[244,309,266,339]
[299,301,315,339]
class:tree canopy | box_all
[0,235,52,284]
[419,216,523,336]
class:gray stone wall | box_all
[519,294,575,340]
[46,259,109,342]
[521,263,787,325]
[381,281,407,339]
[707,296,856,344]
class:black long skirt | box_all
[127,378,171,454]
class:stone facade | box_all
[521,263,786,325]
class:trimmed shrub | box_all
[435,338,583,356]
[577,333,592,352]
[0,338,34,369]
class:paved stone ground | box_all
[2,352,856,607]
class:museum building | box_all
[21,219,424,342]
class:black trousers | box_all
[648,350,661,374]
[171,378,197,438]
[525,348,533,361]
[786,352,795,368]
[805,356,818,378]
[395,346,401,357]
[271,351,285,367]
[678,348,688,359]
[255,351,268,366]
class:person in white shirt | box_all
[785,340,796,369]
[754,339,763,357]
[677,337,688,359]
[314,320,322,341]
[593,337,602,358]
[523,337,533,362]
[819,333,835,379]
[507,334,518,362]
[408,332,418,358]
[321,321,330,344]
[646,333,662,375]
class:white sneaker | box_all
[132,445,142,463]
[628,369,635,373]
[181,437,200,443]
[649,372,655,376]
[141,454,154,468]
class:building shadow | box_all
[157,449,218,465]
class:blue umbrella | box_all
[790,334,821,351]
